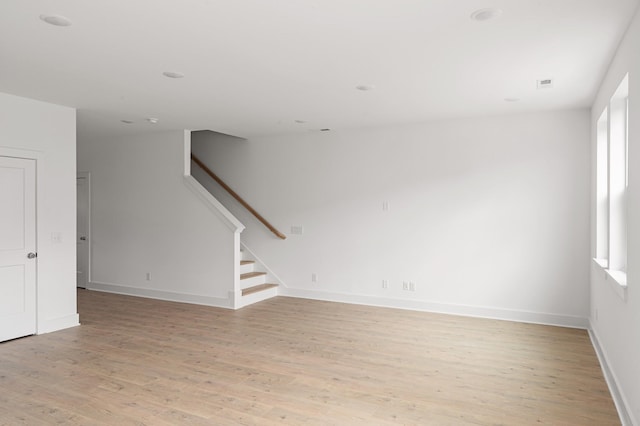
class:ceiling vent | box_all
[537,79,554,89]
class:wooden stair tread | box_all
[240,260,255,265]
[240,271,266,280]
[242,283,278,296]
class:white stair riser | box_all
[240,274,266,289]
[240,262,255,274]
[238,286,278,308]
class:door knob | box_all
[27,252,37,259]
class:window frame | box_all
[594,73,628,297]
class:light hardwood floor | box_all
[0,290,619,425]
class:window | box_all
[596,74,628,287]
[595,109,608,264]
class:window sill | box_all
[593,258,628,301]
[593,258,608,269]
[605,268,627,287]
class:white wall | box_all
[590,6,640,425]
[0,92,79,333]
[77,129,239,307]
[192,109,590,327]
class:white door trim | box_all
[0,154,37,340]
[0,147,43,334]
[77,172,91,287]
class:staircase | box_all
[238,251,278,308]
[188,150,283,309]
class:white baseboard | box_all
[87,281,234,309]
[37,313,80,335]
[278,287,589,329]
[589,323,635,426]
[85,281,587,327]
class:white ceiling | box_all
[1,0,638,138]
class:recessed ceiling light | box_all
[470,8,503,22]
[146,117,159,124]
[504,98,520,102]
[121,120,134,124]
[162,71,185,79]
[356,85,375,91]
[39,14,72,27]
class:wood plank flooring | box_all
[0,290,620,425]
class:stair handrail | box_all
[191,153,287,240]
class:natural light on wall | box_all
[596,73,629,288]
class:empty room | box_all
[1,0,639,424]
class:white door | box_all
[76,174,90,288]
[0,156,37,342]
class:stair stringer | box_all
[183,130,244,309]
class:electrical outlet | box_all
[311,273,318,282]
[291,225,304,235]
[382,279,388,289]
[382,201,389,212]
[146,272,151,281]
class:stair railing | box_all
[191,153,287,240]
